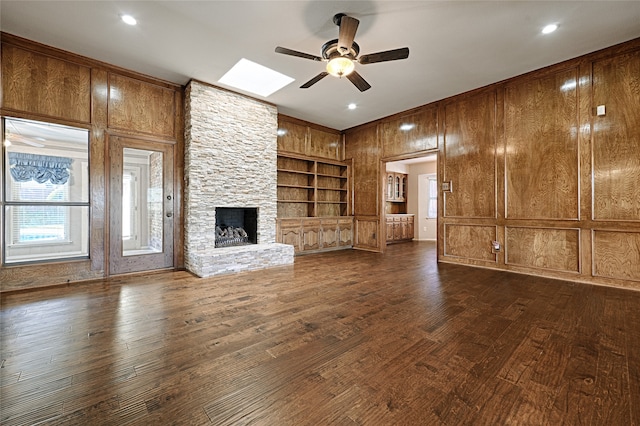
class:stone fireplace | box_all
[215,207,257,247]
[184,80,294,277]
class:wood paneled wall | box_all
[0,33,184,292]
[443,91,496,219]
[344,124,382,251]
[504,67,580,220]
[344,37,640,291]
[277,115,343,161]
[2,44,92,123]
[380,106,438,159]
[345,105,441,251]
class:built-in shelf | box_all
[277,154,351,218]
[276,154,353,255]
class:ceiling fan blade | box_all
[275,46,322,61]
[338,15,359,55]
[300,72,329,88]
[358,47,409,65]
[346,70,371,92]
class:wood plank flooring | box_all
[1,241,639,425]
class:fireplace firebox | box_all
[215,207,258,248]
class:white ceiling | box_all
[2,1,640,131]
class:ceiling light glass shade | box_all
[326,57,355,77]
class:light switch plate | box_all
[442,181,453,192]
[596,105,606,116]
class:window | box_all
[427,175,438,218]
[2,117,90,264]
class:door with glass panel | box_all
[109,136,174,274]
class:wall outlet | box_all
[491,240,501,253]
[442,181,453,192]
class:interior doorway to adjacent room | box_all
[384,153,437,244]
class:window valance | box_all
[8,152,73,185]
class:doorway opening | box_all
[384,153,438,245]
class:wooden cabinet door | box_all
[338,218,353,246]
[386,219,394,242]
[302,220,321,251]
[400,220,408,240]
[278,220,302,252]
[393,222,403,240]
[386,173,395,201]
[399,175,407,202]
[321,219,338,248]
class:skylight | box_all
[218,58,294,97]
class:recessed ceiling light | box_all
[348,103,357,110]
[218,58,294,97]
[542,24,558,34]
[121,15,137,26]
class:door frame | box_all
[108,135,175,275]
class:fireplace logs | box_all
[215,225,250,247]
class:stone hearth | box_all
[184,81,294,277]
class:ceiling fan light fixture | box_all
[326,57,355,78]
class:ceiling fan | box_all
[275,13,409,92]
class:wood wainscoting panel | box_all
[505,67,580,220]
[354,217,379,251]
[506,227,580,273]
[108,73,176,138]
[0,261,102,292]
[443,91,496,218]
[593,230,640,281]
[592,50,640,221]
[1,44,91,123]
[444,224,497,262]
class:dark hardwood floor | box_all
[1,241,639,425]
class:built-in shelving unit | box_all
[277,154,350,218]
[276,153,353,254]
